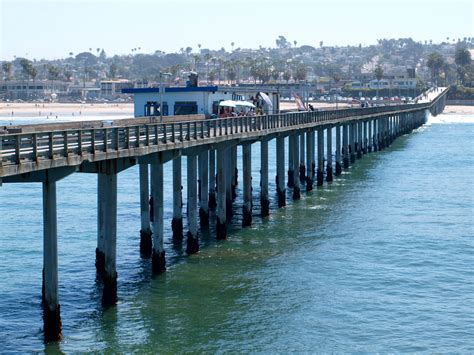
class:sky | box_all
[0,0,472,61]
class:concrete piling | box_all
[276,136,286,207]
[42,177,62,342]
[292,134,301,199]
[335,124,342,175]
[299,133,306,183]
[242,143,252,226]
[198,151,209,227]
[208,149,217,209]
[260,139,270,217]
[216,147,227,239]
[151,156,166,274]
[326,126,333,182]
[171,157,183,241]
[139,163,152,257]
[287,135,294,188]
[305,130,314,191]
[350,123,356,163]
[343,124,349,169]
[317,129,324,185]
[357,121,362,159]
[186,154,199,254]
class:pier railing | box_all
[0,95,443,178]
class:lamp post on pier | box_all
[159,72,171,122]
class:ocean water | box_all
[0,111,473,352]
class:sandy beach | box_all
[443,105,474,114]
[1,102,472,119]
[0,102,134,118]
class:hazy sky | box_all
[0,0,472,61]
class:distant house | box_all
[100,79,133,98]
[0,80,69,100]
[122,85,280,117]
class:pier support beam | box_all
[198,151,209,227]
[292,133,301,199]
[326,126,333,182]
[373,119,378,152]
[260,139,270,217]
[97,171,118,305]
[350,123,356,163]
[172,157,183,241]
[335,124,342,175]
[343,124,349,169]
[231,146,238,200]
[299,133,306,183]
[305,130,313,191]
[226,147,233,219]
[208,149,217,209]
[368,119,373,152]
[139,163,152,257]
[357,121,363,159]
[42,176,62,342]
[151,156,166,274]
[242,143,252,226]
[187,154,199,254]
[363,121,368,154]
[216,147,227,239]
[317,129,324,185]
[276,136,286,207]
[287,135,294,188]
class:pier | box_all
[0,88,448,342]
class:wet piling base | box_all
[316,170,324,186]
[95,248,105,275]
[335,162,342,175]
[292,185,301,200]
[171,218,183,241]
[216,218,227,240]
[186,231,199,254]
[139,229,152,257]
[242,206,252,227]
[299,165,306,183]
[199,208,209,228]
[208,193,217,209]
[151,250,166,274]
[226,199,233,219]
[343,157,349,169]
[326,166,333,182]
[287,170,294,188]
[102,273,118,306]
[261,198,270,217]
[43,304,62,342]
[277,189,286,207]
[350,154,356,164]
[306,177,313,191]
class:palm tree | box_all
[231,42,235,52]
[374,65,384,100]
[426,52,444,86]
[2,62,12,80]
[293,40,297,48]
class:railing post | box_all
[125,127,130,149]
[49,132,54,160]
[32,133,38,162]
[63,132,68,157]
[104,129,109,152]
[91,129,96,154]
[77,130,82,156]
[163,124,167,144]
[187,122,191,140]
[171,123,175,142]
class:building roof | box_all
[122,86,218,94]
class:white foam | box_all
[426,112,474,125]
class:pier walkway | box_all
[0,87,448,341]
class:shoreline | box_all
[1,102,473,120]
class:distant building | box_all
[0,80,69,100]
[100,80,133,97]
[122,86,280,117]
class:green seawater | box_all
[0,112,473,352]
